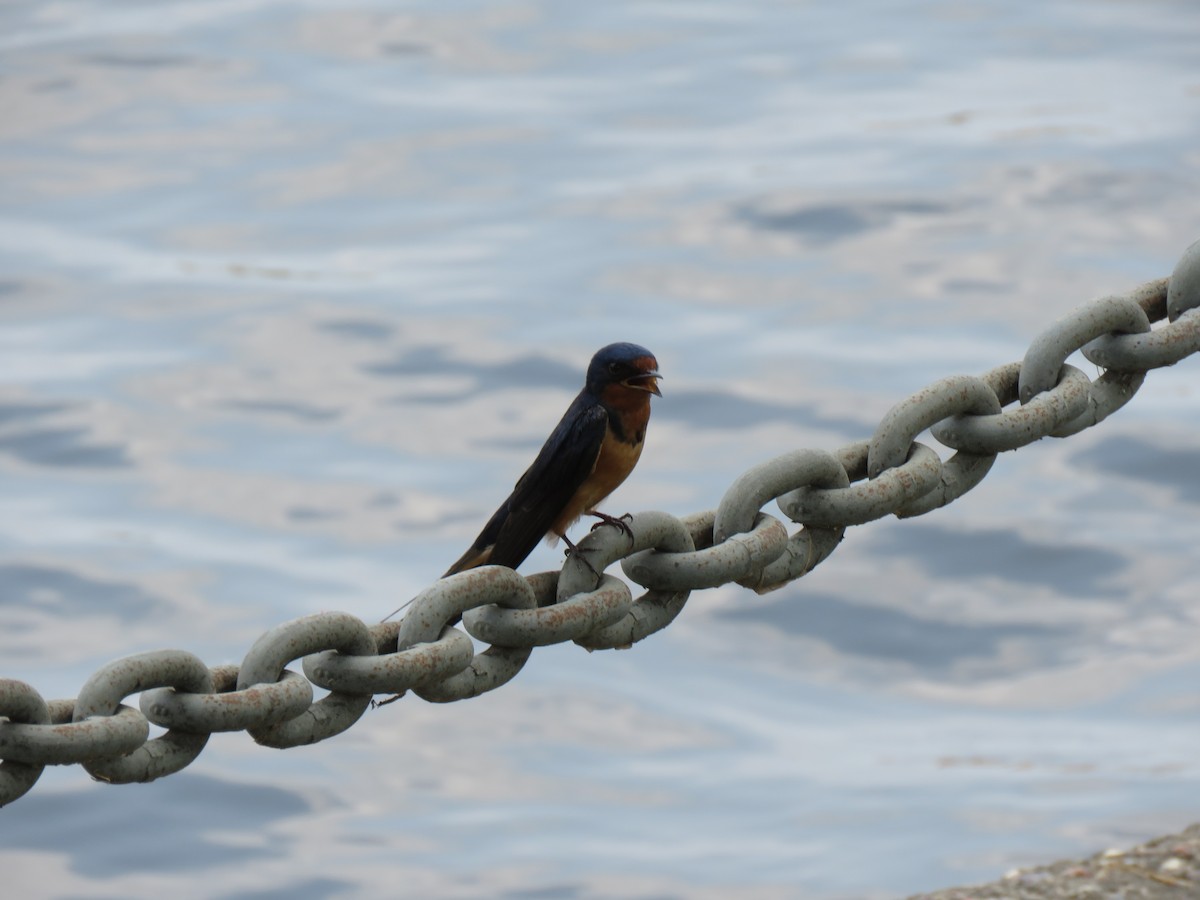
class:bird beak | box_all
[624,371,662,396]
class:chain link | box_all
[930,362,1092,454]
[304,622,475,696]
[3,239,1200,806]
[143,664,314,734]
[74,650,214,783]
[238,612,376,747]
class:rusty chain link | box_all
[2,239,1199,807]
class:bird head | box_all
[586,342,662,397]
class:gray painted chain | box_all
[238,612,376,748]
[75,650,214,783]
[395,566,539,702]
[3,239,1200,806]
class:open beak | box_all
[624,371,663,396]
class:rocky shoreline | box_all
[908,823,1200,899]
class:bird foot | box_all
[372,692,406,708]
[561,533,603,581]
[588,511,635,541]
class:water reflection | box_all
[0,425,129,468]
[8,774,316,877]
[2,0,1199,897]
[873,523,1128,595]
[0,563,166,619]
[720,591,1072,671]
[1077,435,1200,505]
[739,198,953,245]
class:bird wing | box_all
[483,394,609,569]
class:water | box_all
[2,1,1200,897]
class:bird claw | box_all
[562,513,634,583]
[561,534,603,581]
[588,511,635,541]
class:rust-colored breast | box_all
[550,399,650,537]
[598,381,651,442]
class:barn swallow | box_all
[444,342,661,578]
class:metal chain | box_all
[3,240,1200,808]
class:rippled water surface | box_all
[3,1,1200,897]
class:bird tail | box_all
[443,498,511,577]
[443,544,492,578]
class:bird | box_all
[444,342,662,579]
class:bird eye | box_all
[608,362,621,374]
